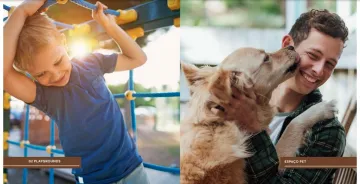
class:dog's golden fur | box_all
[181,47,299,184]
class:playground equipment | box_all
[3,92,10,184]
[3,0,180,183]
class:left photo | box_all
[3,0,180,184]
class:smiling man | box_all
[223,9,348,184]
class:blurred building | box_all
[20,106,60,145]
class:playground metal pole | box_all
[3,92,11,184]
[49,119,55,184]
[23,105,30,184]
[129,70,137,143]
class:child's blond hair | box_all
[14,13,63,71]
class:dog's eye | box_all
[263,55,270,62]
[214,105,225,112]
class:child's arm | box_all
[92,2,147,72]
[4,0,46,103]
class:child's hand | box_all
[18,0,46,16]
[92,1,117,30]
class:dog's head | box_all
[213,46,300,104]
[182,46,299,125]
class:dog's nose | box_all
[287,46,295,51]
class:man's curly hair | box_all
[289,9,348,47]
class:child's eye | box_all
[54,60,62,66]
[36,72,45,78]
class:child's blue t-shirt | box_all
[30,53,142,184]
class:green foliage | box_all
[181,0,207,26]
[224,0,281,15]
[223,0,246,7]
[307,0,336,12]
[181,0,284,28]
[351,0,357,14]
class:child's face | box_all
[27,40,72,87]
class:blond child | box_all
[4,0,149,183]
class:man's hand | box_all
[18,0,46,16]
[215,87,262,133]
[92,1,117,30]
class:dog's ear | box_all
[208,69,232,104]
[181,62,201,86]
[181,62,216,87]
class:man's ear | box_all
[208,69,231,104]
[181,62,200,86]
[281,35,295,48]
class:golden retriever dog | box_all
[180,46,338,184]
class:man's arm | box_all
[4,1,46,103]
[245,121,346,184]
[92,2,147,72]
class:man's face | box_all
[27,39,72,87]
[284,28,344,94]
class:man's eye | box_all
[326,62,335,68]
[307,52,317,60]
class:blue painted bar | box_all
[49,168,54,184]
[39,0,119,16]
[23,105,30,184]
[129,70,134,90]
[7,141,65,154]
[113,92,180,99]
[7,140,20,146]
[130,100,137,143]
[143,162,180,174]
[53,21,74,29]
[71,0,120,16]
[50,119,56,184]
[3,4,10,11]
[119,0,179,31]
[26,143,47,151]
[128,70,137,142]
[24,105,30,149]
[39,0,57,12]
[50,120,55,147]
[51,149,65,154]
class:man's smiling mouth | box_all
[300,71,319,83]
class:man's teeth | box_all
[303,73,317,83]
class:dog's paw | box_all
[315,100,338,120]
[309,100,338,120]
[294,100,338,128]
[303,100,338,121]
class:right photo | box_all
[180,0,357,184]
